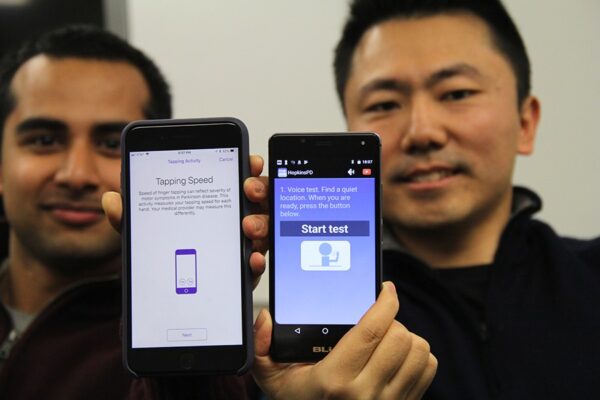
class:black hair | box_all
[0,24,171,132]
[334,0,531,111]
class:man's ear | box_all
[0,137,5,197]
[0,142,4,196]
[517,95,541,155]
[0,154,3,196]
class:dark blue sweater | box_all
[383,188,600,399]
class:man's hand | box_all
[102,154,270,286]
[252,282,437,400]
[241,155,269,287]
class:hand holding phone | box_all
[252,282,438,399]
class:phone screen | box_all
[274,176,376,324]
[128,147,242,348]
[271,134,380,333]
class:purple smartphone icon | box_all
[175,249,197,294]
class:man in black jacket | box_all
[327,0,600,398]
[238,0,599,398]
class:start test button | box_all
[167,328,207,342]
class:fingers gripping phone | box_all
[269,133,382,362]
[122,118,253,375]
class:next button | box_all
[167,328,207,342]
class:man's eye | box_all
[364,101,400,113]
[442,90,476,101]
[24,134,61,148]
[97,136,121,154]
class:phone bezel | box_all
[121,117,253,376]
[268,132,382,362]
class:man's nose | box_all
[399,96,448,154]
[54,140,100,190]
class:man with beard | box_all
[0,25,261,399]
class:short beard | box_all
[11,228,121,279]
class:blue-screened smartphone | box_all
[122,118,253,376]
[269,133,382,362]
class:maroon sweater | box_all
[0,278,257,399]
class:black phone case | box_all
[121,117,253,376]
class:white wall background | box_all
[127,0,600,308]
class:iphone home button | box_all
[180,353,194,370]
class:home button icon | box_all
[180,353,194,370]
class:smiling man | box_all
[2,56,141,279]
[328,0,600,398]
[340,8,538,269]
[0,26,259,399]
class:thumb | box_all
[102,191,123,233]
[254,309,272,357]
[252,309,290,397]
